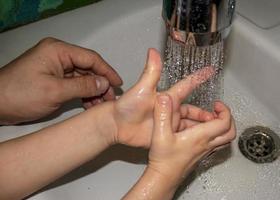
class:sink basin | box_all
[0,0,279,199]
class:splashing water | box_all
[158,36,225,111]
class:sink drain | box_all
[238,126,280,163]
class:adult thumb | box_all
[59,75,109,101]
[153,94,173,138]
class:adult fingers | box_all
[167,66,215,104]
[55,40,123,86]
[137,48,162,90]
[58,75,109,102]
[82,82,115,109]
[153,94,173,138]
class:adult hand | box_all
[0,38,122,124]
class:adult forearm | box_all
[0,70,13,125]
[0,102,116,200]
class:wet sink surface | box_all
[0,0,280,199]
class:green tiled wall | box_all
[0,0,101,32]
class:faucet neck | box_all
[163,0,236,46]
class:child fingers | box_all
[82,97,104,109]
[204,101,232,138]
[178,119,200,131]
[180,104,215,122]
[167,66,215,103]
[209,118,237,147]
[180,101,232,141]
[138,48,162,90]
[153,94,173,138]
[82,100,93,109]
[103,86,116,101]
[213,143,231,152]
[214,101,231,120]
[205,143,231,158]
[186,111,232,141]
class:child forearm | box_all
[122,167,179,200]
[0,102,116,200]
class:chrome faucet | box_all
[162,0,236,46]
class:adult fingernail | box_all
[95,76,109,93]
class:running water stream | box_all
[158,36,225,111]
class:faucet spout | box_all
[162,0,236,46]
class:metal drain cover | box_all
[238,126,280,163]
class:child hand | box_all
[148,94,236,186]
[111,49,215,148]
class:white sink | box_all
[0,0,280,199]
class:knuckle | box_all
[78,51,104,69]
[92,53,109,69]
[74,77,85,91]
[223,129,236,143]
[193,134,210,153]
[208,142,216,150]
[199,110,206,120]
[224,105,232,116]
[222,115,232,132]
[78,76,97,95]
[88,51,101,63]
[91,51,102,60]
[37,37,63,52]
[38,37,58,46]
[197,142,211,155]
[78,52,92,65]
[143,65,150,75]
[224,123,231,133]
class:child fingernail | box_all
[205,114,213,121]
[158,95,170,105]
[213,112,218,118]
